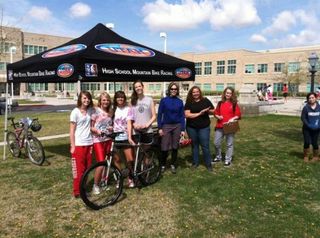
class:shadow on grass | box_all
[45,142,70,157]
[271,128,302,143]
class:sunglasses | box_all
[170,88,178,91]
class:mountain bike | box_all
[80,131,161,210]
[6,117,45,165]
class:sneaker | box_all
[161,166,166,173]
[128,179,135,188]
[170,165,177,174]
[224,161,231,167]
[92,184,101,195]
[212,157,221,163]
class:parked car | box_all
[0,97,19,115]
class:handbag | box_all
[179,135,192,148]
[223,121,240,134]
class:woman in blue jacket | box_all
[157,82,185,174]
[301,92,320,162]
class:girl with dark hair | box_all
[70,91,94,198]
[213,87,241,167]
[131,80,156,133]
[301,92,320,162]
[157,82,185,174]
[90,92,115,194]
[113,91,136,187]
[184,86,215,171]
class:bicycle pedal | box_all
[121,168,129,178]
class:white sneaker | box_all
[92,184,101,195]
[128,179,135,188]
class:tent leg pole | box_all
[3,83,9,160]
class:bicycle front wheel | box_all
[26,136,45,165]
[80,161,123,210]
[6,132,21,158]
[137,146,161,186]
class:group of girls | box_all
[69,80,155,198]
[69,80,241,198]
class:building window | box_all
[217,60,225,74]
[245,64,254,74]
[195,62,202,75]
[81,83,100,91]
[28,83,48,92]
[257,64,268,73]
[108,83,123,92]
[195,83,202,89]
[0,62,8,71]
[24,45,48,55]
[227,60,236,74]
[227,83,235,89]
[273,83,283,92]
[257,83,265,90]
[0,42,15,53]
[203,83,211,91]
[155,84,161,90]
[216,83,224,91]
[148,84,154,91]
[55,83,74,91]
[288,62,300,73]
[274,63,285,73]
[204,62,212,75]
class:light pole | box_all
[106,23,115,94]
[308,52,319,92]
[160,32,167,97]
[9,46,16,101]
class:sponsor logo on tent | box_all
[85,63,98,77]
[95,44,155,57]
[175,67,192,79]
[57,63,74,78]
[42,44,87,58]
[8,70,13,81]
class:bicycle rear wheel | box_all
[6,132,21,158]
[137,146,161,186]
[80,161,123,210]
[26,136,45,165]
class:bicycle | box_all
[80,131,161,210]
[6,117,45,166]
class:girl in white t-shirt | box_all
[70,91,94,198]
[113,91,135,188]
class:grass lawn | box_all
[0,113,319,238]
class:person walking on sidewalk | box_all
[213,87,241,167]
[301,92,320,162]
[70,91,94,198]
[157,82,185,174]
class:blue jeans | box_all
[186,126,212,167]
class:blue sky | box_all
[2,0,320,55]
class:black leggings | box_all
[303,127,320,149]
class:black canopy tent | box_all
[7,23,195,83]
[3,23,195,160]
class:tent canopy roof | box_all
[7,23,195,83]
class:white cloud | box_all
[142,0,212,31]
[69,2,91,18]
[262,11,296,35]
[253,8,320,47]
[28,6,52,21]
[209,0,261,30]
[141,0,260,31]
[250,34,267,43]
[194,43,207,52]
